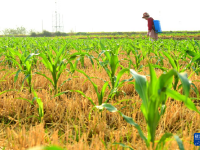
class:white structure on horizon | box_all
[52,0,64,32]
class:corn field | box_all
[0,37,200,150]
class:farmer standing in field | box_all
[142,12,158,41]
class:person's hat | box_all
[142,12,149,18]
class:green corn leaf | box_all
[100,138,107,149]
[44,146,64,150]
[37,98,44,120]
[121,113,149,147]
[87,54,94,67]
[155,133,173,150]
[117,76,134,90]
[33,90,44,121]
[98,50,107,59]
[190,82,199,98]
[99,82,109,105]
[68,61,75,73]
[7,58,23,70]
[98,103,148,146]
[104,51,111,64]
[80,56,85,68]
[11,50,21,59]
[100,103,118,112]
[46,51,54,65]
[75,69,98,91]
[99,61,111,77]
[45,147,64,150]
[100,41,107,50]
[68,55,78,61]
[72,90,95,106]
[166,89,199,113]
[21,74,30,87]
[159,69,175,90]
[15,98,33,105]
[189,69,200,79]
[35,72,54,86]
[159,69,190,99]
[54,90,71,98]
[68,52,88,61]
[0,90,14,96]
[75,69,104,104]
[152,64,167,71]
[177,72,190,97]
[74,59,79,68]
[173,135,185,150]
[113,143,134,150]
[110,54,119,74]
[113,99,133,105]
[163,51,177,69]
[140,104,148,121]
[160,104,166,117]
[25,61,32,71]
[39,53,53,72]
[147,100,160,145]
[192,54,200,62]
[56,64,67,81]
[149,64,158,97]
[14,69,21,83]
[130,69,148,111]
[194,40,200,52]
[24,53,39,63]
[55,44,66,64]
[114,68,130,88]
[59,78,72,88]
[71,42,79,50]
[186,50,196,57]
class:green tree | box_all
[1,26,27,35]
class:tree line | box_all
[0,26,75,37]
[1,26,200,37]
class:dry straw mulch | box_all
[0,51,200,150]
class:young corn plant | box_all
[8,50,39,93]
[32,89,44,122]
[151,51,166,72]
[0,69,16,91]
[126,44,143,71]
[96,64,200,150]
[55,68,110,105]
[162,51,199,96]
[162,51,183,90]
[16,89,44,122]
[98,42,133,98]
[54,69,110,120]
[70,42,86,68]
[36,44,89,95]
[185,41,200,75]
[74,69,110,106]
[2,47,17,68]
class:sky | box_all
[0,0,199,33]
